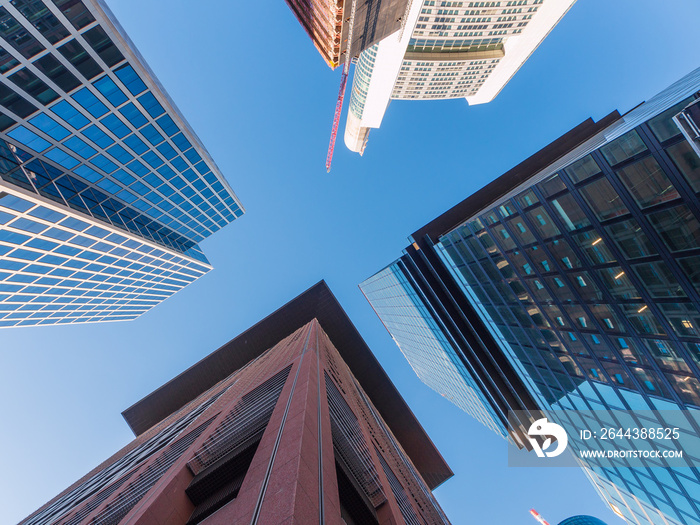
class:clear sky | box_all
[2,1,700,524]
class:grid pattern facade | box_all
[391,0,542,99]
[0,0,244,326]
[363,69,700,525]
[434,88,700,524]
[0,189,209,327]
[360,262,507,436]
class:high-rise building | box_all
[0,0,245,328]
[20,281,452,525]
[361,67,700,525]
[344,0,575,153]
[283,0,410,69]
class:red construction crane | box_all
[325,0,358,173]
[530,509,552,525]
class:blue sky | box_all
[2,1,700,524]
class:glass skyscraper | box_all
[0,0,244,327]
[362,67,700,525]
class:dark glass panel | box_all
[0,82,36,117]
[666,140,700,192]
[51,0,94,29]
[564,154,601,184]
[58,39,102,79]
[9,67,59,104]
[539,173,566,197]
[600,130,648,166]
[604,219,657,259]
[0,6,44,58]
[616,156,679,209]
[11,0,69,44]
[632,261,686,298]
[596,267,641,300]
[648,204,700,252]
[526,206,560,239]
[579,178,629,221]
[573,231,616,265]
[550,193,592,230]
[648,97,694,143]
[33,53,80,92]
[82,25,124,67]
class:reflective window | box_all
[648,204,700,252]
[93,76,128,107]
[600,130,648,166]
[11,0,69,44]
[659,303,700,338]
[9,68,59,104]
[573,231,616,265]
[597,267,641,300]
[605,219,658,259]
[539,174,566,197]
[114,64,147,96]
[515,189,538,209]
[564,154,601,184]
[526,206,560,239]
[550,193,591,230]
[32,53,80,93]
[51,99,89,128]
[677,256,700,295]
[28,113,69,140]
[619,304,665,336]
[546,239,581,269]
[666,140,700,192]
[0,6,44,58]
[82,25,124,67]
[0,83,37,118]
[579,178,629,221]
[72,87,108,117]
[58,39,102,80]
[616,156,679,208]
[8,125,50,151]
[632,261,686,298]
[648,97,694,143]
[52,0,95,29]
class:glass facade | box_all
[361,261,507,436]
[0,0,244,327]
[363,68,700,525]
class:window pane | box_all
[579,178,629,221]
[648,204,700,252]
[616,156,679,208]
[666,140,700,192]
[597,267,641,300]
[678,256,700,295]
[600,130,648,166]
[564,154,601,184]
[573,231,616,265]
[539,174,566,197]
[648,97,694,142]
[632,261,686,298]
[526,207,560,239]
[605,219,658,259]
[550,193,591,230]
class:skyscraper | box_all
[20,281,452,525]
[361,67,700,525]
[344,0,576,153]
[0,0,244,328]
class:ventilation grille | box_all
[187,365,291,476]
[376,447,421,525]
[25,389,224,525]
[89,417,214,525]
[325,372,385,507]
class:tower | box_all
[20,281,452,525]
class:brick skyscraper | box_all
[20,281,452,525]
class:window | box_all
[82,26,125,67]
[579,178,629,221]
[648,97,693,142]
[564,154,601,184]
[648,204,700,252]
[600,130,648,166]
[604,219,657,259]
[666,141,700,192]
[58,39,102,80]
[616,156,679,208]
